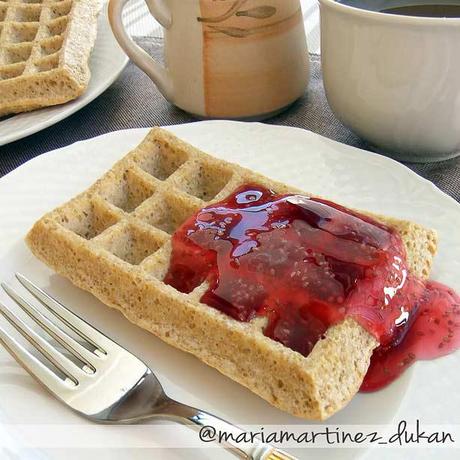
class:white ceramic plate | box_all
[0,121,459,460]
[0,5,128,147]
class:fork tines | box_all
[0,274,107,389]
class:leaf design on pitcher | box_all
[198,0,247,23]
[207,25,252,38]
[236,6,277,19]
[206,11,293,39]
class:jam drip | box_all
[361,280,460,391]
[164,185,460,391]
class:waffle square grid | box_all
[50,129,253,287]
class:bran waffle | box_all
[26,128,438,420]
[0,0,102,117]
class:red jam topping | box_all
[164,185,460,391]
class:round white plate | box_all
[0,4,128,147]
[0,121,459,460]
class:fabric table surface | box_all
[0,39,459,204]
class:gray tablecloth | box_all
[1,39,459,202]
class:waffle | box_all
[26,128,438,420]
[0,0,102,117]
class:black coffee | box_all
[381,4,460,17]
[337,1,460,17]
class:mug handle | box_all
[108,0,174,102]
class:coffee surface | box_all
[337,1,460,17]
[381,4,460,17]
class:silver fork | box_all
[0,273,296,460]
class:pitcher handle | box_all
[108,0,174,102]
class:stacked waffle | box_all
[0,0,102,117]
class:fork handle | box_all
[161,399,297,460]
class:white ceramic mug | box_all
[320,0,460,162]
[109,0,310,120]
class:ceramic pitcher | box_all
[109,0,310,120]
